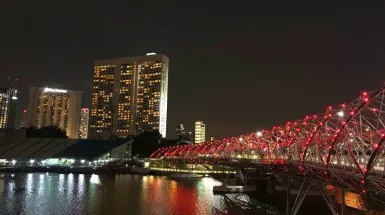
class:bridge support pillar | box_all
[235,168,246,185]
[286,176,291,215]
[316,182,338,215]
[291,177,311,215]
[341,188,345,215]
[288,177,338,215]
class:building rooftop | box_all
[54,139,128,160]
[0,138,130,160]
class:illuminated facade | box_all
[79,108,89,139]
[90,53,169,138]
[27,86,83,139]
[194,121,206,143]
[0,88,18,129]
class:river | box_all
[0,173,382,215]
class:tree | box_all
[131,130,190,158]
[25,126,68,138]
[131,130,162,157]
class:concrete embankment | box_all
[0,166,135,175]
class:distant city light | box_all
[11,160,16,165]
[337,111,344,117]
[146,52,156,56]
[11,96,18,100]
[30,159,35,164]
[81,160,85,164]
[43,87,67,93]
[239,137,243,142]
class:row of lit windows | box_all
[95,65,115,68]
[117,130,130,132]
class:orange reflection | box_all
[143,176,167,214]
[170,184,198,215]
[327,185,366,210]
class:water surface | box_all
[0,173,280,215]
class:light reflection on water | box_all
[0,173,278,215]
[327,185,367,210]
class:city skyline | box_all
[1,2,385,139]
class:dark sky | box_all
[1,2,385,138]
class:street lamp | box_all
[337,111,344,117]
[256,131,262,137]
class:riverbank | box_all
[0,166,214,177]
[0,166,231,177]
[0,166,140,175]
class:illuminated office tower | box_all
[0,88,18,129]
[194,121,206,144]
[90,53,169,139]
[27,86,83,139]
[79,108,89,139]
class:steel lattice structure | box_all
[150,85,385,195]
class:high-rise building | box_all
[194,121,206,144]
[90,53,169,139]
[79,108,89,139]
[20,109,28,128]
[0,88,18,129]
[176,124,185,139]
[27,86,83,139]
[176,124,193,143]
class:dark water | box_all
[0,173,281,215]
[0,173,382,215]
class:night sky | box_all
[1,2,385,138]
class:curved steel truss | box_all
[150,85,385,195]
